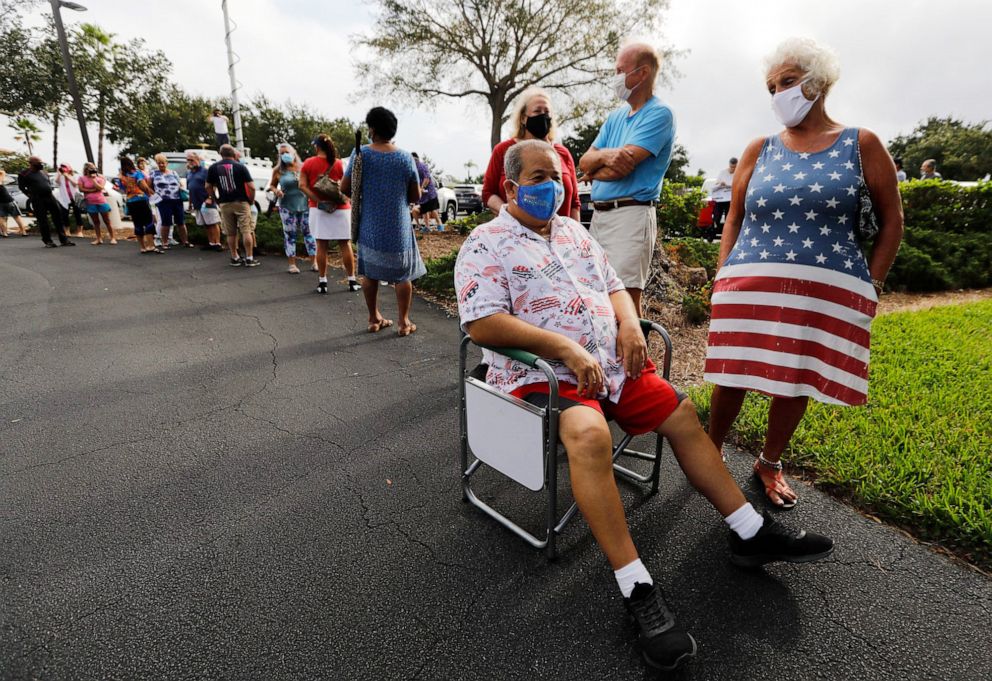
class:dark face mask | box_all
[525,113,552,140]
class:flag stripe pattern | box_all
[704,128,878,406]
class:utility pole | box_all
[221,0,245,154]
[49,0,94,164]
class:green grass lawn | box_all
[691,300,992,567]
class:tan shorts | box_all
[219,201,253,237]
[590,205,657,290]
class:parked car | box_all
[5,173,124,229]
[435,180,458,223]
[454,183,484,214]
[577,181,593,228]
[162,149,272,213]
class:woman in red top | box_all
[482,88,581,221]
[299,133,360,293]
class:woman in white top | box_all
[56,164,86,237]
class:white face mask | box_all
[771,78,819,128]
[612,66,643,102]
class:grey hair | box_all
[276,141,301,170]
[765,37,841,97]
[922,158,937,169]
[504,139,559,183]
[219,144,237,159]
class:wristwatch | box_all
[871,277,885,292]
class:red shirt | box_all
[300,156,350,209]
[481,139,581,218]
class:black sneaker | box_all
[60,240,76,247]
[348,280,361,292]
[729,512,834,567]
[244,258,261,267]
[211,243,225,252]
[44,242,59,248]
[625,583,697,671]
[229,257,244,267]
[316,281,328,294]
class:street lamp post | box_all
[49,0,94,165]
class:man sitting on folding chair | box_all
[454,139,834,672]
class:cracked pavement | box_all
[1,239,990,680]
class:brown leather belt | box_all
[592,199,657,211]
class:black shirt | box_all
[205,159,253,203]
[17,169,54,200]
[0,183,13,204]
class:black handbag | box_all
[855,134,879,244]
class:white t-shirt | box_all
[712,168,734,202]
[212,115,229,134]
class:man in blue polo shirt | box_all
[579,43,676,314]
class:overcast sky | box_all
[3,0,990,179]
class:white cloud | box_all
[3,0,989,180]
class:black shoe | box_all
[244,258,261,267]
[60,240,76,246]
[229,257,244,267]
[200,243,215,251]
[625,583,697,671]
[316,281,328,294]
[44,242,58,248]
[348,279,362,292]
[729,512,834,567]
[212,244,225,252]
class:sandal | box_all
[754,455,797,509]
[397,323,417,337]
[368,318,394,333]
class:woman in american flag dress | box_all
[705,38,904,508]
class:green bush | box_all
[887,180,992,291]
[681,291,710,325]
[664,237,720,278]
[656,181,706,238]
[418,250,458,298]
[185,210,290,255]
[446,209,495,235]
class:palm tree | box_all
[9,117,41,155]
[463,160,477,182]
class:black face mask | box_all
[525,113,552,140]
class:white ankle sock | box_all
[725,502,764,540]
[614,558,652,598]
[319,276,328,283]
[348,275,357,282]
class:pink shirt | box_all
[455,208,627,402]
[77,175,107,205]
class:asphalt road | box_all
[1,237,990,681]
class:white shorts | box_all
[309,206,351,241]
[195,206,221,226]
[590,205,657,290]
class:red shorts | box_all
[509,359,685,436]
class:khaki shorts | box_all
[590,205,657,290]
[219,201,253,237]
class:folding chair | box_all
[459,320,673,560]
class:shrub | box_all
[418,250,458,298]
[447,209,495,235]
[185,210,287,255]
[681,290,710,325]
[657,182,706,238]
[664,237,720,278]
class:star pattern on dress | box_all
[760,223,771,233]
[763,173,774,182]
[793,171,807,181]
[756,197,768,207]
[844,185,857,196]
[828,171,842,181]
[815,252,827,263]
[750,237,759,247]
[773,183,786,193]
[842,161,855,171]
[772,152,783,161]
[805,209,818,221]
[843,258,854,269]
[843,137,855,146]
[837,215,848,224]
[781,162,793,171]
[825,198,840,209]
[772,236,785,247]
[772,209,784,220]
[831,241,844,253]
[808,182,823,193]
[802,237,814,248]
[828,149,841,158]
[799,152,811,159]
[759,249,770,259]
[812,161,825,170]
[819,225,832,236]
[787,222,801,233]
[785,249,797,261]
[788,194,803,206]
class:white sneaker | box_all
[288,264,300,274]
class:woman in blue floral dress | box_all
[342,107,426,336]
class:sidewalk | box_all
[1,237,989,680]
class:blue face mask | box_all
[280,152,294,164]
[512,179,564,222]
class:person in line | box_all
[456,140,834,672]
[579,43,676,316]
[920,158,941,180]
[411,152,440,231]
[704,37,904,507]
[206,144,259,267]
[210,109,230,148]
[268,142,316,274]
[0,169,30,236]
[76,162,116,245]
[151,153,191,248]
[119,156,158,254]
[17,156,74,248]
[341,107,425,335]
[185,152,223,251]
[299,134,358,292]
[710,157,737,238]
[894,157,907,182]
[482,87,581,222]
[55,164,86,237]
[137,158,169,247]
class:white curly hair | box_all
[764,37,841,97]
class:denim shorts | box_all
[157,198,185,227]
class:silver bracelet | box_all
[757,454,783,471]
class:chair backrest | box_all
[464,377,546,491]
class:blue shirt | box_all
[187,165,209,209]
[590,97,676,202]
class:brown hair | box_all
[313,133,337,164]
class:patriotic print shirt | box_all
[705,128,879,406]
[455,208,628,402]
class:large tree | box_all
[888,117,992,181]
[355,0,677,148]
